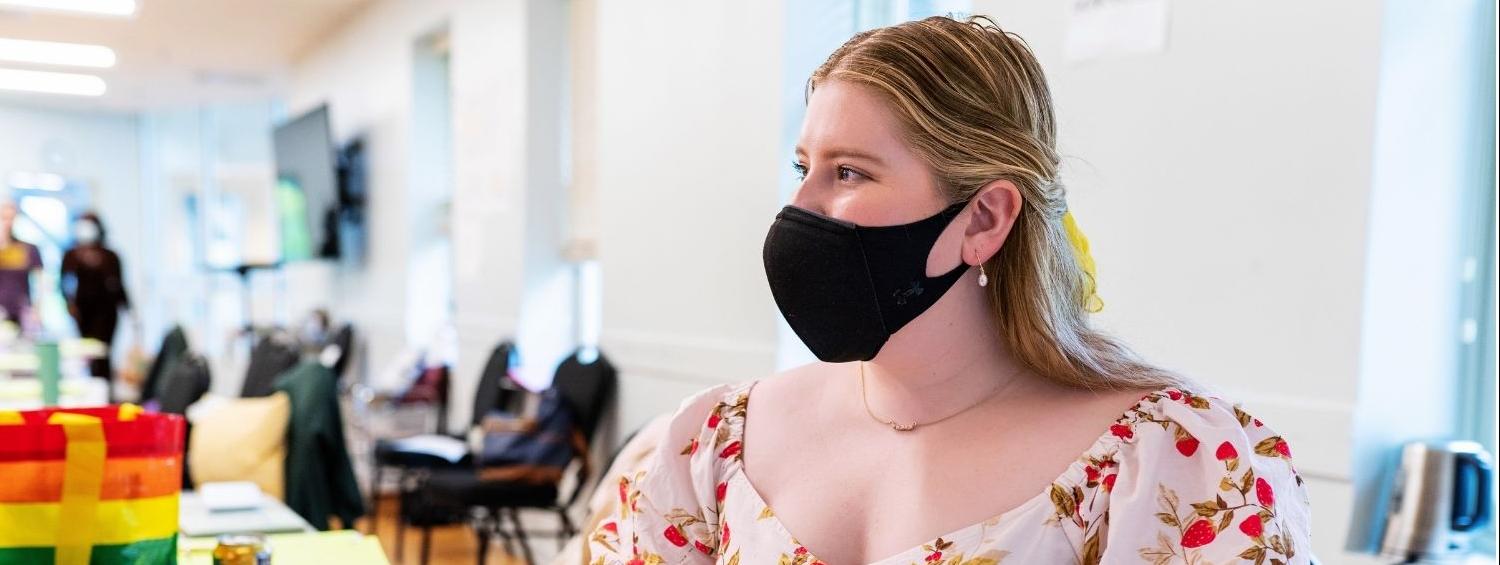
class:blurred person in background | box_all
[299,307,332,350]
[61,211,131,380]
[0,201,43,331]
[588,16,1311,564]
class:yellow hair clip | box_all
[1062,211,1104,312]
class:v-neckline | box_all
[728,466,1051,564]
[732,380,1167,565]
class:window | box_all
[1454,0,1497,553]
[407,28,456,348]
[11,189,78,336]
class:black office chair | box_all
[156,353,211,415]
[242,331,303,398]
[154,352,211,487]
[369,340,516,557]
[139,325,188,404]
[424,349,617,565]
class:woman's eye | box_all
[792,162,809,181]
[837,166,865,182]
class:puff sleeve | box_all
[1101,390,1313,565]
[588,384,745,564]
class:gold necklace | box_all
[858,361,1008,432]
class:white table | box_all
[0,338,108,373]
[0,376,110,410]
[178,491,316,537]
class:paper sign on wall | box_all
[1065,0,1170,63]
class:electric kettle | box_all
[1378,440,1494,563]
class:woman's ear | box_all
[965,179,1022,264]
[926,180,1023,276]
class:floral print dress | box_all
[588,382,1312,565]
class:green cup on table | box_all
[36,341,61,406]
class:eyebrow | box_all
[794,145,889,168]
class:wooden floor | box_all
[356,495,532,565]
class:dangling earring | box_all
[975,248,989,287]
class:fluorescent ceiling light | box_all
[0,0,136,16]
[8,171,66,191]
[0,67,106,96]
[0,38,115,68]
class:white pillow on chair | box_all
[189,392,290,500]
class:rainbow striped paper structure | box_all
[0,404,184,565]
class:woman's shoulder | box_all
[745,360,844,413]
[652,380,755,462]
[1079,386,1313,561]
[1059,384,1306,503]
[1110,387,1296,461]
[1094,385,1309,517]
[663,380,756,424]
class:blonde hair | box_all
[811,15,1181,390]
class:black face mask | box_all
[762,202,970,362]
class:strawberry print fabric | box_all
[588,383,1311,565]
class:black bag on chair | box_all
[476,387,579,474]
[423,350,617,565]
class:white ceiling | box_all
[0,0,372,112]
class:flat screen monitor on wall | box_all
[272,104,339,261]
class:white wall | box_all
[0,103,142,346]
[289,0,534,430]
[594,0,785,436]
[134,103,284,395]
[0,105,139,196]
[962,2,1381,559]
[290,0,443,392]
[968,1,1487,562]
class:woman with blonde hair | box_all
[590,16,1310,564]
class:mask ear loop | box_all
[1062,210,1104,312]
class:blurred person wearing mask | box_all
[61,212,131,380]
[0,202,43,330]
[299,308,332,350]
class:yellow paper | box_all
[179,531,390,565]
